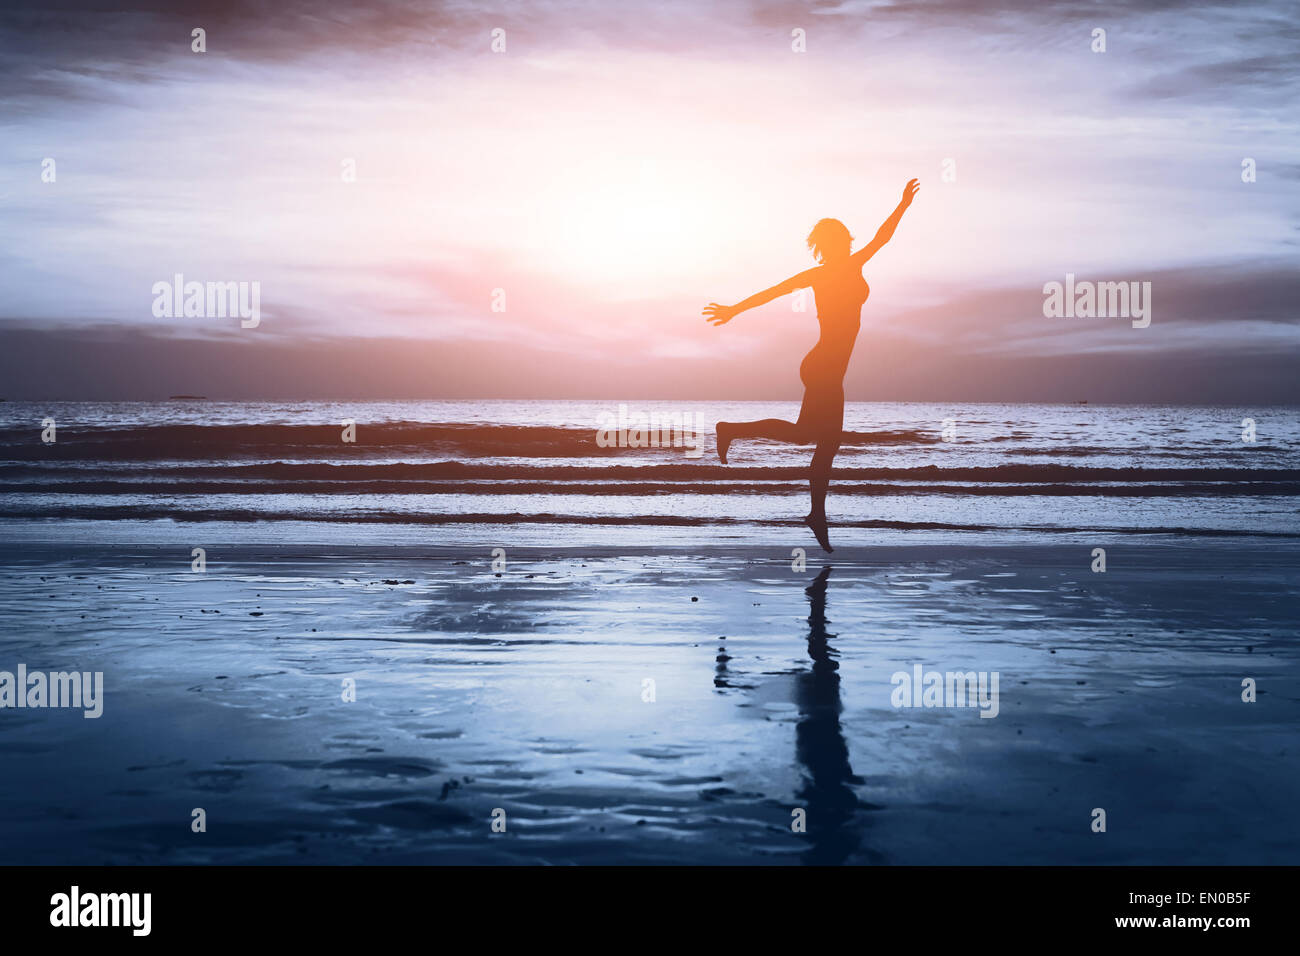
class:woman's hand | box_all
[703,302,737,326]
[900,178,920,208]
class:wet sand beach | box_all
[1,535,1295,865]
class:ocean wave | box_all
[0,422,938,460]
[2,461,1295,483]
[0,503,1293,537]
[4,478,1298,497]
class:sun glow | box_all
[527,155,755,294]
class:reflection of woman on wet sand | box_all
[704,179,920,552]
[795,565,866,865]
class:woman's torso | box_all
[806,265,869,378]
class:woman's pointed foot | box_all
[804,513,833,553]
[716,422,733,464]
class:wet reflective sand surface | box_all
[1,540,1295,864]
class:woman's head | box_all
[806,218,852,264]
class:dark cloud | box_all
[2,320,1295,403]
[0,1,522,113]
[6,0,1296,111]
[4,258,1297,401]
[882,260,1300,342]
[1131,53,1300,102]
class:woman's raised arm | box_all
[852,178,920,266]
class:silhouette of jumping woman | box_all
[704,179,920,552]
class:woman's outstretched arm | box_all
[852,178,920,266]
[703,267,818,326]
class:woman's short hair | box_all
[806,218,853,263]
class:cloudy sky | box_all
[1,0,1297,400]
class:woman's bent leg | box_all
[716,419,807,463]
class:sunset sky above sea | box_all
[1,0,1297,400]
